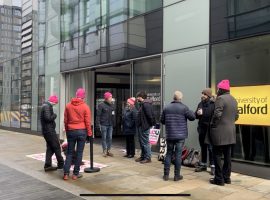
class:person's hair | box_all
[173,91,183,101]
[136,91,147,99]
[217,88,229,96]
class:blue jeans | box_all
[101,125,113,151]
[140,128,151,160]
[164,139,185,176]
[64,129,86,176]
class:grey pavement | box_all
[0,163,81,200]
[0,129,270,200]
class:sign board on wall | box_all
[230,85,270,126]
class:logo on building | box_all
[231,85,270,126]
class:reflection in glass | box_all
[109,22,128,62]
[79,31,100,67]
[60,38,79,71]
[129,0,162,18]
[79,0,101,35]
[61,0,80,42]
[211,34,270,164]
[108,0,128,26]
[133,58,161,121]
[37,76,45,132]
[211,0,270,42]
[128,10,162,59]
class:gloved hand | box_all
[86,135,91,143]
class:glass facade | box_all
[211,34,270,165]
[0,3,22,128]
[133,58,161,121]
[211,0,270,43]
[60,0,163,72]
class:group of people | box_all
[161,79,238,186]
[95,90,156,164]
[40,88,92,180]
[40,79,238,186]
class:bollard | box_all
[84,136,100,173]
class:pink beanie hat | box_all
[217,79,230,91]
[104,92,112,100]
[48,95,58,104]
[76,88,86,99]
[127,97,136,105]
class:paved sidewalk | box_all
[0,164,82,200]
[0,129,269,200]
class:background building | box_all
[0,0,22,128]
[0,0,269,177]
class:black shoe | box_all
[174,175,183,181]
[44,166,58,172]
[224,178,231,184]
[163,175,169,181]
[128,155,134,158]
[209,178,224,186]
[123,155,129,157]
[57,166,63,170]
[195,165,207,172]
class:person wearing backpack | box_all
[160,91,196,181]
[207,80,238,186]
[194,88,215,175]
[135,91,156,164]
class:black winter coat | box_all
[122,107,137,135]
[160,101,195,140]
[96,101,115,126]
[40,102,57,134]
[195,98,215,128]
[137,99,156,131]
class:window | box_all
[129,0,162,18]
[133,58,161,121]
[211,0,270,42]
[211,34,270,164]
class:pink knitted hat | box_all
[127,97,136,105]
[76,88,86,99]
[48,95,58,104]
[217,79,230,91]
[104,92,112,100]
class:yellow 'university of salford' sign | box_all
[230,85,270,126]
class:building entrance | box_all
[94,64,131,137]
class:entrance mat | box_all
[26,153,108,172]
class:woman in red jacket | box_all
[63,88,92,180]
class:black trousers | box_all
[198,125,214,165]
[43,132,64,168]
[198,126,214,165]
[126,135,135,156]
[212,145,232,183]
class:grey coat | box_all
[207,92,239,146]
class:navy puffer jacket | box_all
[160,101,195,140]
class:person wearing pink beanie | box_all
[122,97,137,158]
[96,91,115,157]
[63,88,92,180]
[40,95,64,172]
[207,79,239,186]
